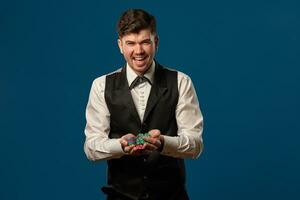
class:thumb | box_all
[149,129,160,137]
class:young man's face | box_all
[118,29,158,75]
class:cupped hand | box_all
[120,133,136,153]
[143,129,164,152]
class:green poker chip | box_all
[126,133,150,146]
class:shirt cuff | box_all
[106,138,125,155]
[161,135,178,155]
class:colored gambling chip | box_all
[127,137,136,146]
[126,133,151,147]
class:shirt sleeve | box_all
[161,72,204,159]
[84,77,125,161]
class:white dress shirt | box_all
[84,61,204,161]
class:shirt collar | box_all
[126,61,155,87]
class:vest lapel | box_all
[143,64,168,122]
[114,67,141,125]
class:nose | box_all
[135,44,144,54]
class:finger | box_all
[122,134,136,148]
[143,136,155,143]
[120,139,128,146]
[144,143,158,151]
[143,137,161,148]
[148,129,160,137]
[123,133,136,139]
[124,145,135,154]
[128,145,142,154]
[127,133,136,137]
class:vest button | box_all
[140,192,149,199]
[141,123,147,131]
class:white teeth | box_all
[134,56,146,61]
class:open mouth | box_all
[133,55,147,61]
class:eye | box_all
[142,40,152,45]
[126,42,135,46]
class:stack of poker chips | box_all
[127,133,150,149]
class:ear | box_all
[118,38,123,54]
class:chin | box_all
[138,65,149,71]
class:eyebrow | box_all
[125,38,152,44]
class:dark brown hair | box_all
[117,9,156,38]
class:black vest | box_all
[104,63,186,199]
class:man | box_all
[84,9,204,200]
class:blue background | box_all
[1,0,300,199]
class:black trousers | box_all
[105,187,189,200]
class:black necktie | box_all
[129,76,152,90]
